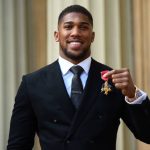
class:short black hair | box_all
[58,4,93,26]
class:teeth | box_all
[70,42,81,44]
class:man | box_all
[7,4,150,150]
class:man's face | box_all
[54,12,95,64]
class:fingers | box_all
[112,68,130,79]
[112,77,129,84]
[103,68,130,79]
[102,68,135,97]
[103,70,115,79]
[103,68,131,89]
[113,82,129,89]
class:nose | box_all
[71,27,81,37]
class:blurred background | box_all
[0,0,150,149]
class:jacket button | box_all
[98,115,102,119]
[53,119,57,123]
[66,140,70,144]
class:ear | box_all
[54,31,59,42]
[91,32,95,42]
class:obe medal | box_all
[101,70,112,95]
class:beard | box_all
[60,45,91,62]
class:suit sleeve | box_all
[7,76,37,150]
[122,96,150,144]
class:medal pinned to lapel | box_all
[101,70,112,95]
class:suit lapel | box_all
[45,60,76,120]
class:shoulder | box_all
[23,60,59,83]
[91,58,113,71]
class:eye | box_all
[80,25,89,30]
[64,25,72,30]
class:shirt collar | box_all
[58,56,91,75]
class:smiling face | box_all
[54,12,95,64]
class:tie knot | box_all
[70,66,84,76]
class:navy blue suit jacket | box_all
[7,59,150,150]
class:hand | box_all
[103,68,136,98]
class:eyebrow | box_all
[63,21,90,25]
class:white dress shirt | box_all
[58,56,147,104]
[58,56,91,97]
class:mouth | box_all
[67,40,83,49]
